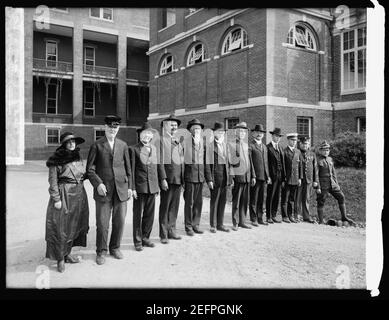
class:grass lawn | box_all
[202,167,366,224]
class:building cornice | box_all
[147,9,249,55]
[294,8,334,21]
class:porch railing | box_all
[83,64,118,78]
[33,58,73,73]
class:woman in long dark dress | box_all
[45,132,89,273]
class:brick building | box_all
[23,7,150,160]
[146,8,366,146]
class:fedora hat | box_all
[137,121,157,133]
[269,127,283,136]
[211,121,226,131]
[252,124,266,132]
[161,113,181,127]
[105,115,121,128]
[56,132,85,151]
[234,122,249,130]
[187,118,204,130]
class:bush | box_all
[324,131,366,168]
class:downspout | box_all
[325,19,336,140]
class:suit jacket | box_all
[300,149,319,184]
[229,139,255,183]
[86,136,132,202]
[159,134,184,185]
[250,141,269,181]
[205,140,232,187]
[129,142,162,194]
[183,136,208,183]
[267,142,285,181]
[316,155,340,191]
[283,146,303,185]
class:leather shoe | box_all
[267,218,274,224]
[193,228,204,234]
[238,223,252,229]
[272,218,281,223]
[289,216,297,223]
[110,249,123,259]
[231,225,238,231]
[186,230,194,236]
[251,221,259,227]
[135,245,144,251]
[303,218,315,223]
[142,239,155,247]
[96,254,105,265]
[65,254,80,263]
[217,226,230,232]
[210,227,216,233]
[57,260,65,273]
[258,220,268,226]
[161,238,169,244]
[168,232,182,240]
[282,217,291,223]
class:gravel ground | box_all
[6,161,366,289]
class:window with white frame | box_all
[46,40,58,68]
[341,26,366,92]
[84,85,95,116]
[187,43,205,66]
[160,8,176,29]
[90,8,113,21]
[356,116,366,133]
[46,81,58,114]
[286,24,317,51]
[160,55,174,75]
[297,117,313,142]
[95,129,106,141]
[84,46,95,72]
[46,128,60,145]
[221,27,248,55]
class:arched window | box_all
[287,24,317,51]
[160,54,174,75]
[221,27,248,55]
[187,43,206,66]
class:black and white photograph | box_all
[3,1,385,299]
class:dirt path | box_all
[6,162,366,289]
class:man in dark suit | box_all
[87,115,133,265]
[281,133,303,223]
[158,114,185,243]
[229,122,256,231]
[183,119,208,236]
[205,122,232,233]
[266,128,285,224]
[249,124,271,226]
[296,135,319,223]
[129,122,163,251]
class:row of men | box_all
[84,114,355,265]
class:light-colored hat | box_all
[286,132,299,139]
[318,140,331,150]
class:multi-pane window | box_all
[187,43,205,66]
[286,24,317,51]
[225,117,239,130]
[342,26,366,92]
[84,46,95,72]
[357,117,366,133]
[95,129,105,141]
[221,27,248,55]
[84,86,95,116]
[46,128,60,145]
[46,40,57,68]
[297,117,313,142]
[90,8,113,21]
[161,8,176,29]
[160,55,174,75]
[46,81,58,114]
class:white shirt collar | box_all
[254,138,262,145]
[288,145,295,152]
[271,141,278,149]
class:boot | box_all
[317,207,325,224]
[339,203,355,226]
[57,260,65,273]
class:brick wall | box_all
[334,108,366,134]
[33,31,73,62]
[185,62,207,108]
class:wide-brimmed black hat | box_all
[252,124,266,132]
[234,122,249,130]
[187,118,204,130]
[137,121,157,133]
[161,114,181,127]
[56,132,85,151]
[269,127,283,136]
[105,115,121,127]
[211,121,226,131]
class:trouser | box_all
[95,189,127,254]
[184,182,203,232]
[210,185,228,228]
[266,177,282,219]
[316,188,345,208]
[249,179,267,223]
[296,182,313,220]
[281,184,298,219]
[133,193,156,247]
[159,184,181,239]
[232,182,250,226]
